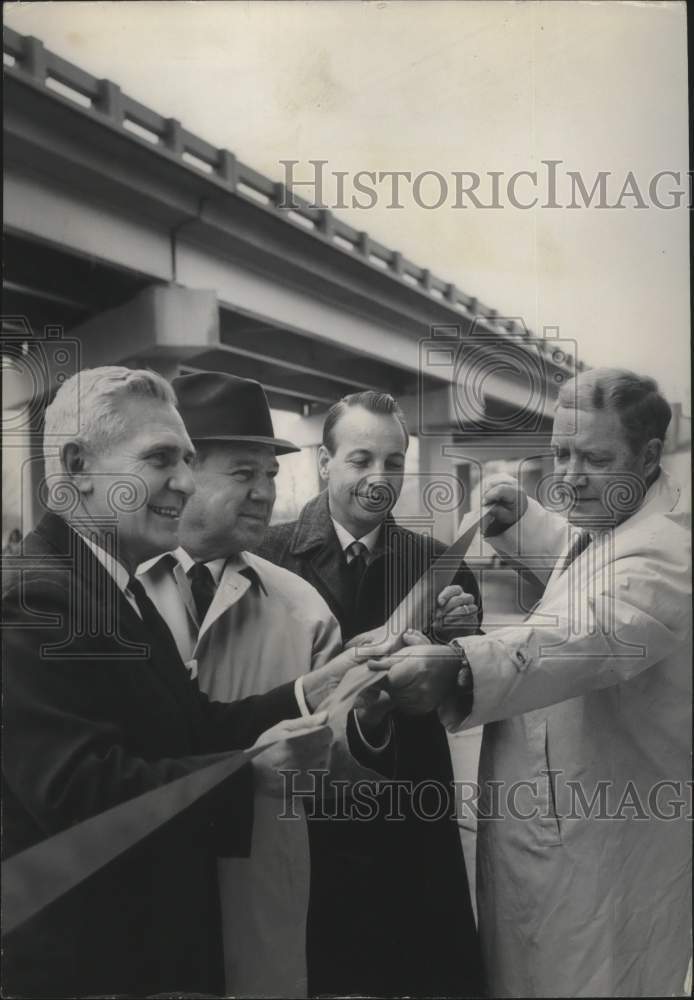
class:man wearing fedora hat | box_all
[138,371,397,998]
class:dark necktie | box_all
[187,562,217,625]
[346,540,369,584]
[127,574,183,662]
[559,529,591,576]
[524,530,591,620]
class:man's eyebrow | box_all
[552,441,613,456]
[142,442,182,454]
[140,441,195,462]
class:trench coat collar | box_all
[624,467,682,524]
[196,551,267,640]
[545,468,683,593]
[138,546,267,640]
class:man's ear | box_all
[61,442,93,495]
[642,438,663,481]
[317,445,331,482]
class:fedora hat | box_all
[173,371,300,454]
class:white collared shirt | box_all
[78,532,142,618]
[331,518,381,562]
[170,548,227,587]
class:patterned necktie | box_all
[187,562,216,624]
[346,540,369,584]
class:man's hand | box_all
[251,713,331,797]
[344,624,407,654]
[433,585,479,632]
[354,683,393,731]
[302,630,424,711]
[366,636,461,715]
[482,474,528,532]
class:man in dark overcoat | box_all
[258,390,485,997]
[2,366,346,997]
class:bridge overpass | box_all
[3,26,582,541]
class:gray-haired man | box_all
[2,366,342,997]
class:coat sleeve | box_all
[195,680,300,753]
[300,589,396,780]
[2,578,254,842]
[441,520,691,730]
[308,598,343,669]
[486,498,569,587]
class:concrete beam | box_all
[178,241,423,374]
[4,168,172,282]
[2,286,221,406]
[68,285,219,370]
[219,319,409,393]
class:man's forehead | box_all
[333,407,407,450]
[552,403,623,442]
[111,401,191,450]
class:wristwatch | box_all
[448,641,474,694]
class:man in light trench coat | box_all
[370,367,691,998]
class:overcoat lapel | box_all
[289,492,351,619]
[36,514,197,723]
[197,565,251,643]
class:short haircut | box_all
[557,367,671,452]
[43,366,177,480]
[322,391,410,453]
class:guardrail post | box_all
[273,182,289,209]
[163,118,183,156]
[218,150,238,190]
[22,36,47,83]
[98,80,123,124]
[318,210,334,238]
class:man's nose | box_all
[365,462,390,484]
[249,478,275,503]
[170,461,196,497]
[562,459,588,486]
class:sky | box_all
[6,0,691,410]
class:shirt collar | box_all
[138,547,266,593]
[330,517,381,554]
[79,533,131,594]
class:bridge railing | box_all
[3,26,581,370]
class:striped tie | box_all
[559,529,591,576]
